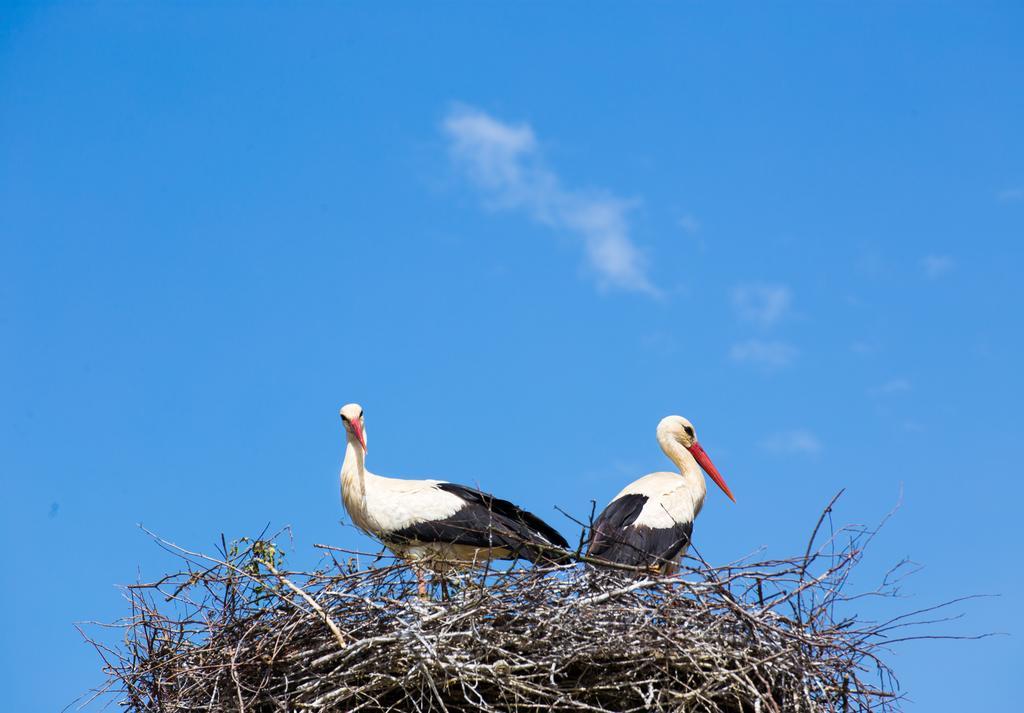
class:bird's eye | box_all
[684,425,694,437]
[341,414,349,423]
[359,410,364,418]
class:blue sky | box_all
[2,3,1022,710]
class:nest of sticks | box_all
[86,497,963,712]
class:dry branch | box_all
[86,504,970,712]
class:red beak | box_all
[687,441,735,503]
[351,420,367,452]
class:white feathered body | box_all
[609,470,706,531]
[588,427,710,573]
[339,440,567,565]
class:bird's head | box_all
[339,403,367,452]
[657,415,735,503]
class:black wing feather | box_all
[387,482,569,563]
[437,483,569,549]
[588,493,693,570]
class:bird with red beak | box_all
[336,402,570,597]
[588,414,735,574]
[340,404,367,452]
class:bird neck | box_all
[340,437,369,513]
[659,436,707,498]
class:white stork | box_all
[338,403,569,594]
[588,415,735,574]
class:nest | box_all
[87,499,951,712]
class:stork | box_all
[338,403,569,594]
[587,415,735,574]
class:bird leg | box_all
[415,566,428,598]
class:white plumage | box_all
[338,403,568,593]
[611,472,706,530]
[588,415,734,573]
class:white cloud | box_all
[678,214,700,234]
[870,378,912,396]
[732,283,792,328]
[729,339,798,368]
[678,214,706,252]
[760,429,822,455]
[442,105,656,295]
[922,254,955,279]
[997,186,1024,202]
[851,340,880,356]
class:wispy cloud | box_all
[678,213,706,252]
[760,429,822,455]
[997,186,1024,202]
[442,105,656,295]
[851,340,880,356]
[922,254,955,279]
[678,214,700,235]
[870,378,911,396]
[729,339,798,369]
[732,283,792,328]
